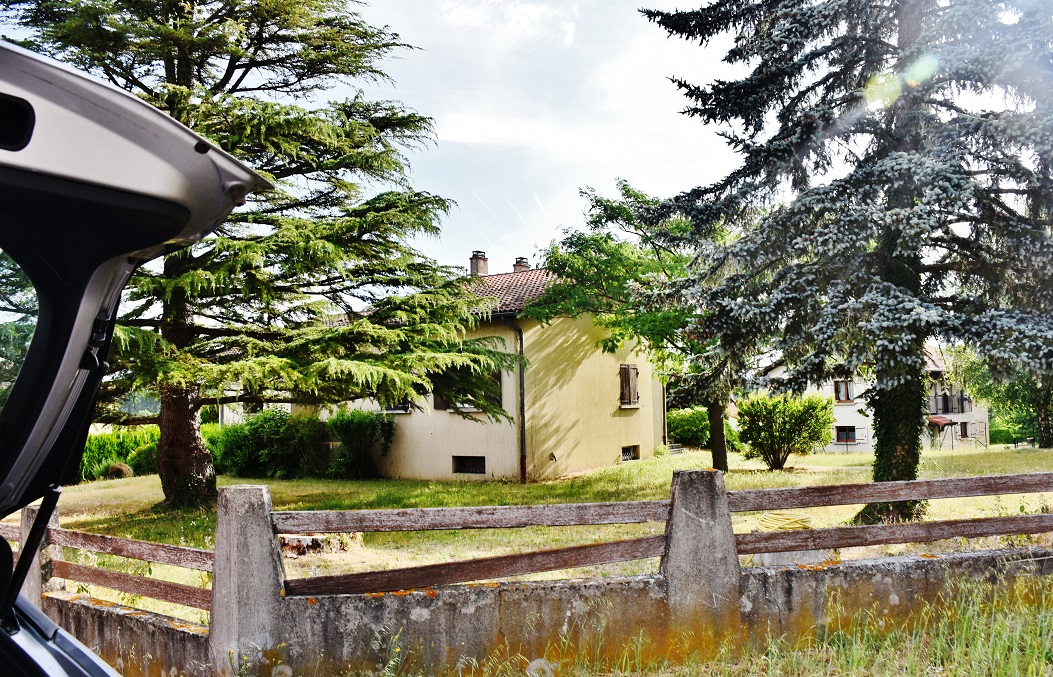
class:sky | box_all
[351,0,740,275]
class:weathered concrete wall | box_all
[217,547,1053,675]
[272,577,672,674]
[42,591,210,677]
[738,547,1053,643]
[211,478,1053,675]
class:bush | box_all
[990,427,1025,445]
[737,393,834,470]
[213,410,331,479]
[327,410,395,479]
[724,419,745,454]
[79,426,160,482]
[127,443,158,476]
[667,407,710,448]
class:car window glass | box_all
[0,250,37,409]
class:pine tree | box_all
[2,0,516,507]
[646,0,1053,520]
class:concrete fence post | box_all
[19,504,64,608]
[210,485,287,676]
[661,470,741,642]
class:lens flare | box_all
[864,54,940,107]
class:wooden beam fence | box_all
[730,472,1053,555]
[276,502,670,597]
[44,526,214,611]
[276,472,1053,596]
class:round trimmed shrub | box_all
[737,393,834,470]
[104,462,134,479]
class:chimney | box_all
[469,250,488,276]
[513,257,530,273]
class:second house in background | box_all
[372,251,665,482]
[819,348,989,452]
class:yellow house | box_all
[375,252,666,482]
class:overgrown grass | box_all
[417,576,1053,676]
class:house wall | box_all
[814,380,875,452]
[812,378,989,453]
[371,315,663,482]
[223,315,664,482]
[372,323,521,481]
[521,315,663,480]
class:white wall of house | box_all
[810,377,989,453]
[761,364,990,454]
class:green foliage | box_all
[3,0,519,506]
[947,345,1049,447]
[646,0,1053,514]
[213,409,395,479]
[127,443,158,477]
[214,410,329,479]
[328,409,395,479]
[78,426,160,482]
[737,394,834,470]
[723,420,745,455]
[524,180,693,360]
[667,407,710,448]
[199,423,223,455]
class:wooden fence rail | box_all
[726,472,1053,512]
[279,471,1053,596]
[37,526,215,611]
[51,560,212,610]
[737,513,1053,555]
[284,536,666,596]
[273,500,670,534]
[47,528,214,572]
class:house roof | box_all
[475,268,555,314]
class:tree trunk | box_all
[1036,376,1053,449]
[855,362,927,523]
[156,254,216,507]
[854,0,931,524]
[157,385,216,507]
[707,400,728,472]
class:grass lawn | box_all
[18,443,1053,624]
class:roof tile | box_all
[475,269,554,313]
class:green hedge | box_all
[212,409,394,479]
[667,407,710,448]
[328,409,395,479]
[78,426,160,482]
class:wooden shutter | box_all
[433,392,448,410]
[620,364,639,406]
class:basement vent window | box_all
[621,445,640,462]
[453,455,486,474]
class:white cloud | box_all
[438,0,579,48]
